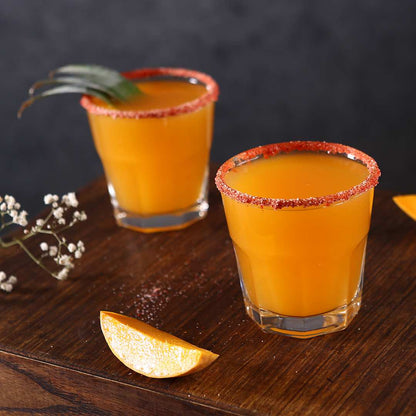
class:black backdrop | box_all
[1,0,415,215]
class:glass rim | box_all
[215,141,381,209]
[80,67,219,119]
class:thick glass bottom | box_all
[112,199,209,233]
[243,289,362,339]
[106,167,210,233]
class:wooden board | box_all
[0,173,415,415]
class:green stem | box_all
[37,229,62,245]
[0,220,14,231]
[14,239,54,277]
[0,235,54,277]
[0,237,18,248]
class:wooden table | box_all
[0,175,415,415]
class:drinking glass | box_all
[81,68,219,233]
[215,141,380,338]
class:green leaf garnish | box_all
[18,64,143,118]
[29,77,109,96]
[18,86,113,118]
[49,65,140,101]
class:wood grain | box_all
[0,172,415,415]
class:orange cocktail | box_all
[216,141,380,338]
[81,68,219,232]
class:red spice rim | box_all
[215,141,381,209]
[80,67,219,119]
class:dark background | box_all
[1,0,415,216]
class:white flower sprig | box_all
[0,192,87,292]
[0,271,17,293]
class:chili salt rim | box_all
[80,67,219,119]
[215,141,381,209]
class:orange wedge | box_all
[100,311,219,378]
[393,195,416,221]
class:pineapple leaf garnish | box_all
[18,86,113,118]
[49,65,140,101]
[29,77,110,96]
[18,64,143,118]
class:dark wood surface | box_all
[0,173,415,416]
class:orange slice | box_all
[393,195,416,221]
[100,311,219,378]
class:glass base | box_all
[243,290,362,339]
[106,166,210,233]
[113,199,209,233]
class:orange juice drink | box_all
[81,68,219,232]
[216,141,380,338]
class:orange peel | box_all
[393,195,416,221]
[100,311,219,378]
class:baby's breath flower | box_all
[44,194,59,205]
[0,282,13,293]
[7,275,17,285]
[15,211,28,227]
[0,272,17,293]
[53,207,64,219]
[5,195,16,210]
[49,246,58,257]
[62,192,79,208]
[57,254,73,267]
[56,268,69,280]
[16,218,27,227]
[73,210,87,222]
[67,243,76,253]
[1,192,86,291]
